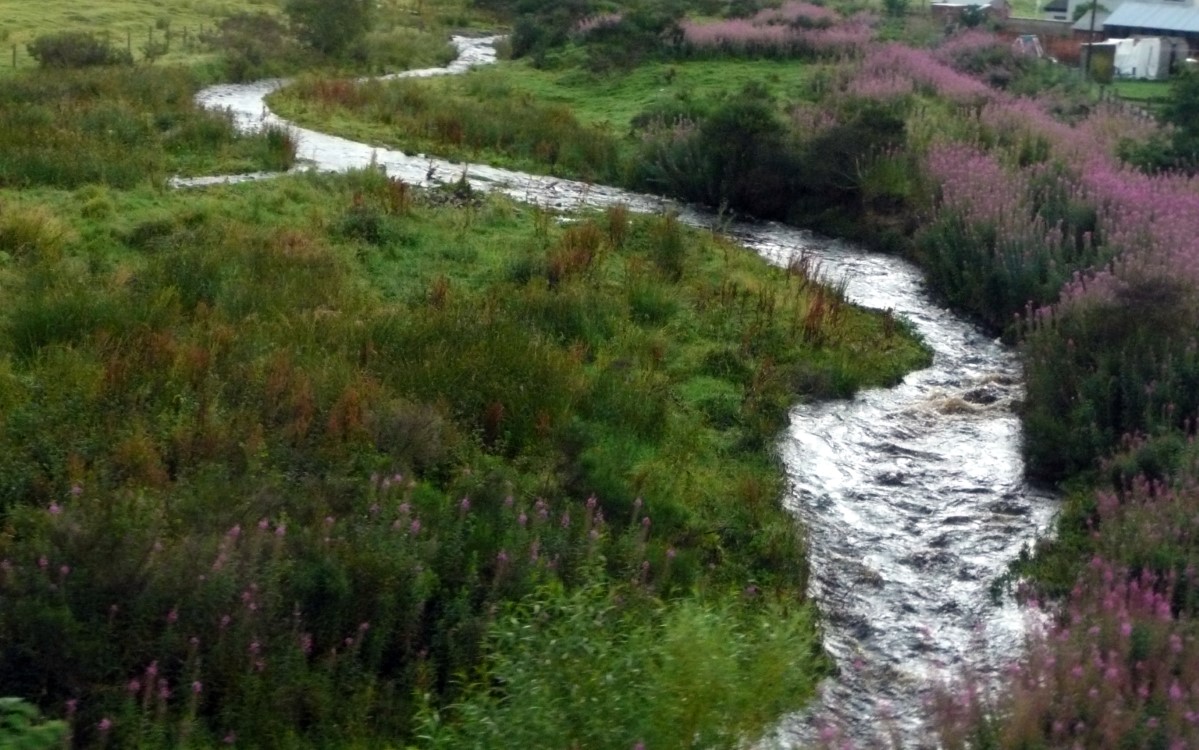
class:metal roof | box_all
[1103,1,1199,33]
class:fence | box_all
[8,22,217,69]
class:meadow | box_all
[0,0,279,71]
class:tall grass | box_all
[278,74,622,182]
[0,65,294,188]
[0,171,928,746]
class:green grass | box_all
[0,64,296,187]
[476,57,823,130]
[268,56,825,174]
[0,169,929,745]
[0,0,486,75]
[0,0,281,72]
[1106,78,1171,102]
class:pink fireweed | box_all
[753,1,839,28]
[934,29,1008,68]
[851,44,990,103]
[573,13,623,37]
[932,559,1199,749]
[679,7,873,59]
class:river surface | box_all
[181,36,1057,748]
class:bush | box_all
[201,12,307,81]
[27,31,131,69]
[422,584,825,750]
[285,0,373,58]
[0,698,66,749]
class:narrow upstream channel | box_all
[182,36,1058,748]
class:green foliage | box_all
[0,698,66,750]
[1021,270,1199,480]
[0,173,928,747]
[634,83,801,219]
[794,99,907,220]
[26,31,132,69]
[959,5,987,28]
[201,12,309,82]
[362,27,457,74]
[1158,70,1199,170]
[421,584,825,750]
[1072,0,1108,22]
[0,66,295,188]
[285,0,374,59]
[883,0,910,17]
[277,74,622,181]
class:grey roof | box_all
[1102,1,1199,32]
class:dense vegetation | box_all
[0,4,932,744]
[267,2,1199,746]
[12,0,1199,745]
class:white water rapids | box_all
[178,36,1057,748]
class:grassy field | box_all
[0,0,276,71]
[1107,77,1171,101]
[268,56,825,184]
[0,0,479,73]
[484,58,822,130]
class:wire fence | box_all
[8,22,219,69]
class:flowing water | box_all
[181,36,1057,747]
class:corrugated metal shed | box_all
[1103,1,1199,33]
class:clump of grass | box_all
[0,65,295,188]
[0,200,75,262]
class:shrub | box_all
[201,12,307,81]
[285,0,373,58]
[26,31,131,69]
[422,584,825,750]
[0,698,66,749]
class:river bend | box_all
[181,36,1057,747]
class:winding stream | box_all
[180,36,1057,748]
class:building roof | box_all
[1103,1,1199,32]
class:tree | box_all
[1072,0,1108,22]
[1161,70,1199,167]
[285,0,373,58]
